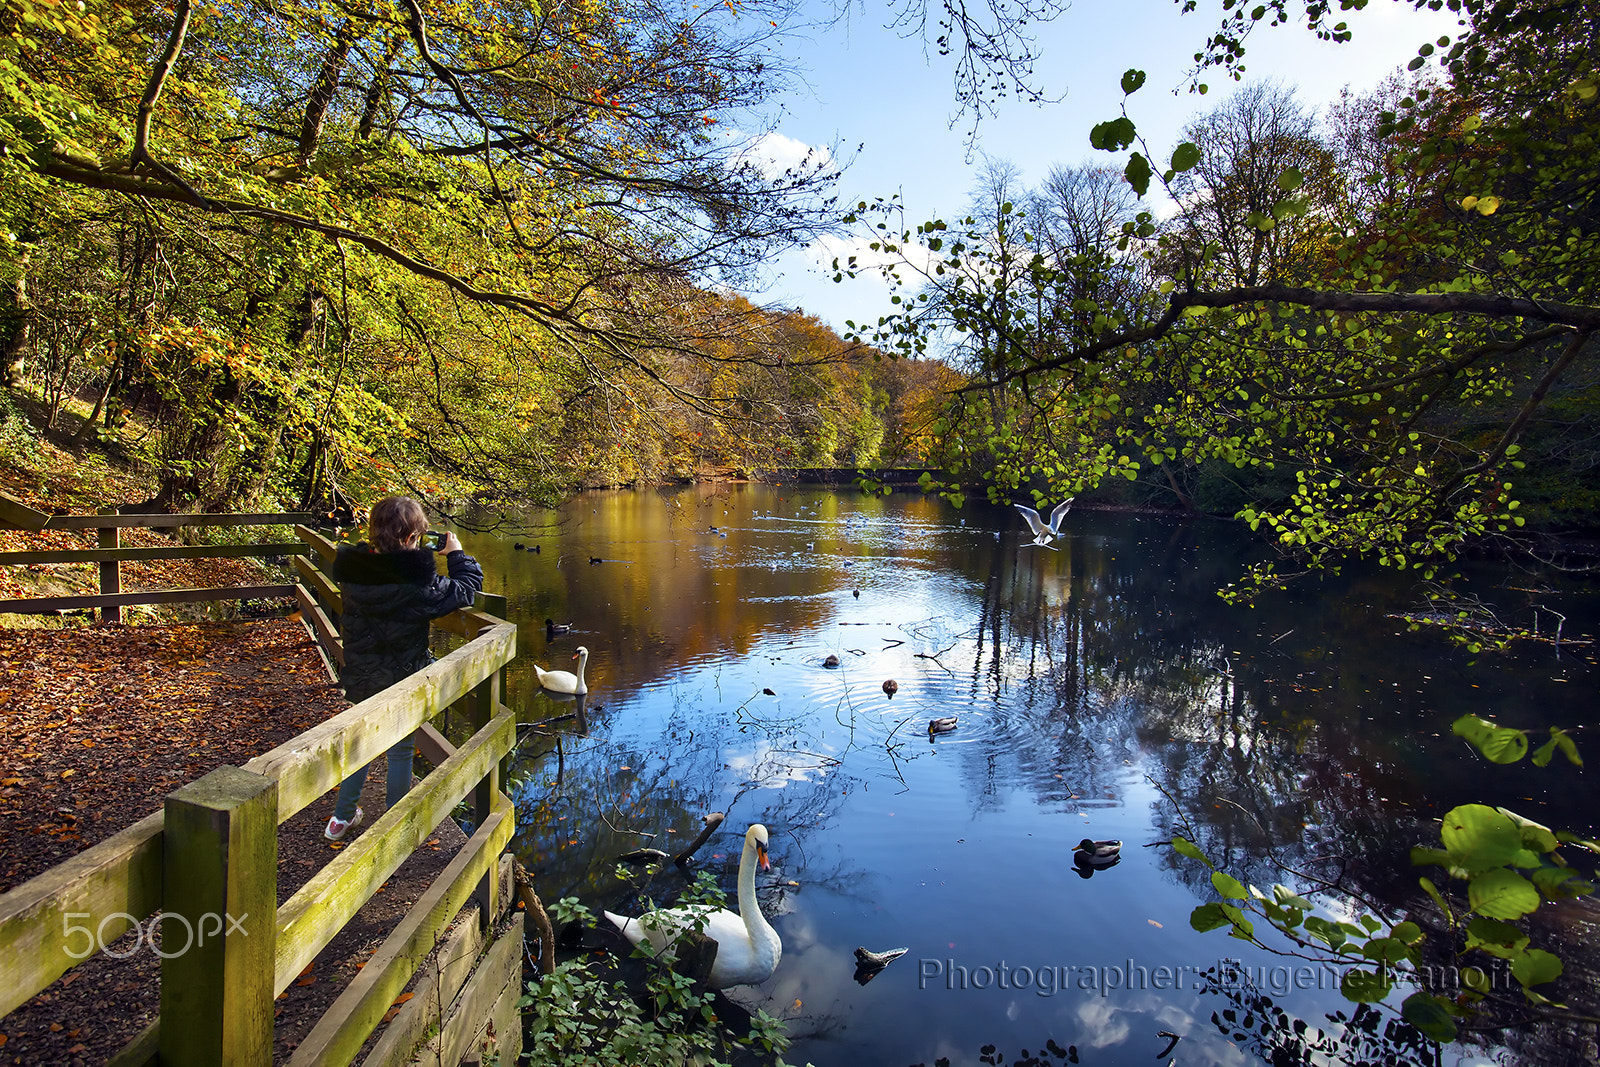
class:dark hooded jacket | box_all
[332,543,484,703]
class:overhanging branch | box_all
[970,285,1600,390]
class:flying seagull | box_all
[1015,498,1074,549]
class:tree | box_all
[1165,82,1342,288]
[0,0,851,506]
[848,0,1600,597]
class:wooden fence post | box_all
[98,507,120,623]
[160,765,278,1066]
[470,627,501,932]
[474,591,512,776]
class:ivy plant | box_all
[522,893,796,1067]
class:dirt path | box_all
[0,618,477,1065]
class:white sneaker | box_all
[324,807,364,842]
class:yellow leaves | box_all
[1460,195,1500,216]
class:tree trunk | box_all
[1,276,30,389]
[357,34,404,140]
[298,21,356,162]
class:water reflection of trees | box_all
[970,520,1600,1063]
[482,490,1597,1062]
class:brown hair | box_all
[368,496,429,552]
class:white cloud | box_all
[732,131,833,179]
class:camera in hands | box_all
[421,530,448,551]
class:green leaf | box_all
[1401,992,1459,1041]
[1531,866,1593,900]
[1510,948,1563,987]
[1452,715,1528,762]
[1419,876,1452,918]
[1124,152,1153,196]
[1272,884,1312,910]
[1089,117,1138,152]
[1410,846,1452,867]
[1219,902,1254,939]
[1172,835,1213,867]
[1120,69,1146,95]
[1211,869,1247,899]
[1361,936,1413,966]
[1498,808,1559,853]
[1189,902,1231,932]
[1468,868,1541,919]
[1170,141,1201,172]
[1276,166,1304,192]
[1440,804,1526,871]
[1465,916,1530,958]
[1555,830,1600,854]
[1340,967,1392,1003]
[1553,728,1583,767]
[1303,915,1347,950]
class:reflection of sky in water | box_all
[455,485,1598,1065]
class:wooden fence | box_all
[0,490,310,622]
[0,505,526,1065]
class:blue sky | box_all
[734,0,1462,333]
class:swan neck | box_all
[738,836,774,944]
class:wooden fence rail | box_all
[0,512,526,1066]
[0,493,313,621]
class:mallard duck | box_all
[589,556,603,565]
[545,618,572,636]
[605,824,781,988]
[823,654,840,668]
[882,679,899,698]
[1015,498,1075,549]
[535,646,589,695]
[1073,838,1121,866]
[513,542,525,550]
[928,715,958,734]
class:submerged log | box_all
[673,811,726,868]
[513,863,556,976]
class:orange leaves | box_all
[381,991,415,1022]
[0,620,346,891]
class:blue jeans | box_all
[333,734,415,822]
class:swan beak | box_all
[757,842,770,871]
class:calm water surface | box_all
[446,485,1598,1066]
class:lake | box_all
[446,484,1599,1065]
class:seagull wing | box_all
[1047,497,1075,534]
[1014,503,1047,538]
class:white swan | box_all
[534,645,588,694]
[1015,497,1074,549]
[604,824,782,988]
